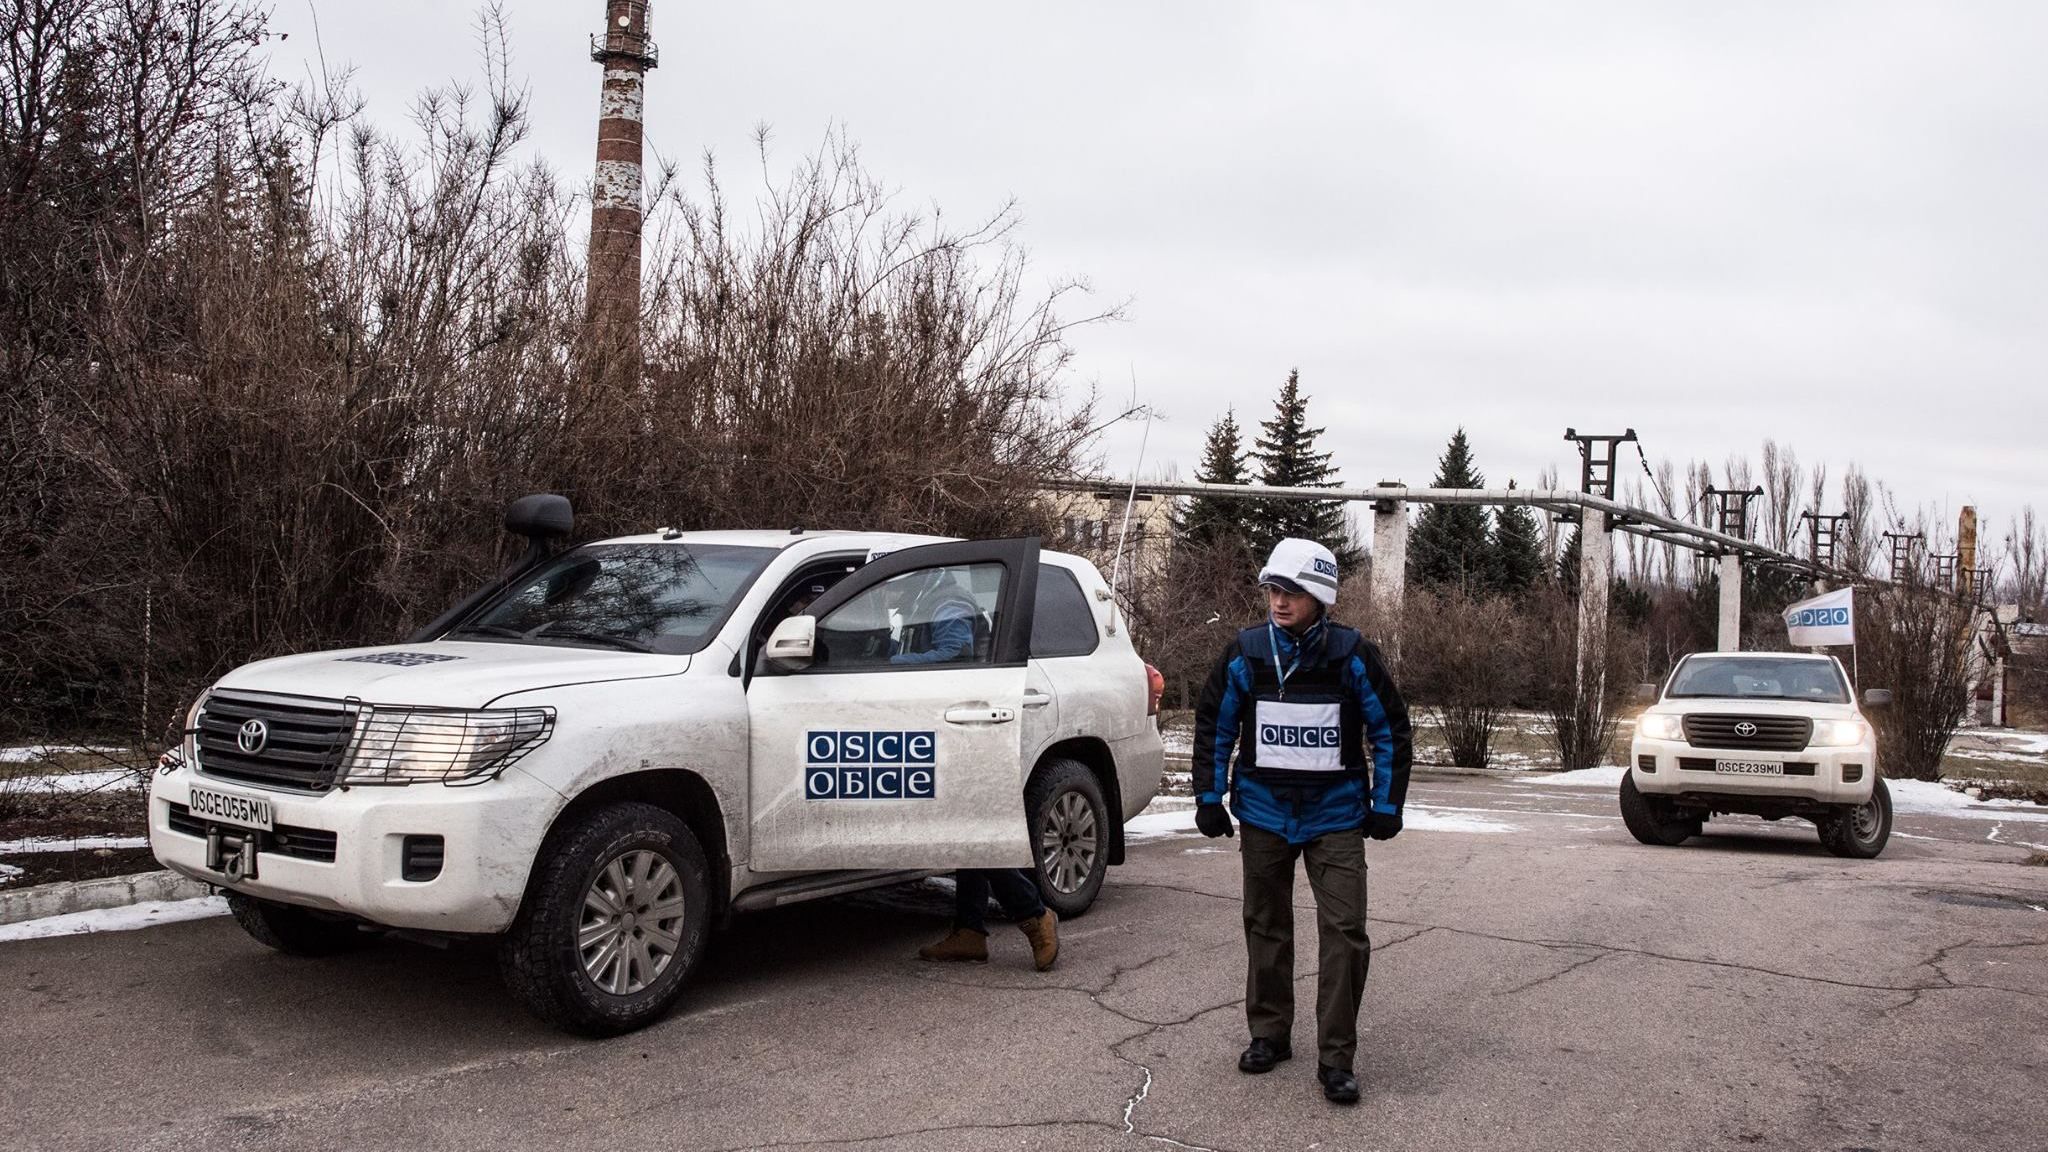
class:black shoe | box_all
[1318,1063,1360,1104]
[1237,1037,1293,1074]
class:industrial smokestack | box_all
[587,0,656,369]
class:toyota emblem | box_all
[1733,721,1758,738]
[237,718,269,754]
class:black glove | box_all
[1367,810,1402,841]
[1195,802,1235,839]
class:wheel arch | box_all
[541,769,732,916]
[1032,737,1125,865]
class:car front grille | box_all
[163,801,339,863]
[195,692,357,793]
[1681,714,1811,752]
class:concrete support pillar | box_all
[1717,553,1742,652]
[1991,655,2006,727]
[1574,513,1614,708]
[1370,487,1408,667]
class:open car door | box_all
[745,538,1039,872]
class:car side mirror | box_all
[1863,688,1893,708]
[762,615,816,673]
[505,493,573,541]
[1634,682,1658,704]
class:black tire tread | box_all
[226,892,363,956]
[1819,777,1893,859]
[1619,772,1700,847]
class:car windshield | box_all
[1666,656,1849,703]
[447,543,777,655]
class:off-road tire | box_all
[1027,758,1109,919]
[1619,772,1702,847]
[226,892,365,956]
[499,802,712,1037]
[1819,776,1893,859]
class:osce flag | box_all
[1784,587,1856,647]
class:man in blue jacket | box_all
[1192,537,1412,1105]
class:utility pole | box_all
[1369,482,1407,668]
[586,0,657,378]
[1882,531,1923,584]
[1563,428,1636,721]
[1705,485,1762,651]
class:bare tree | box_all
[1860,582,1978,781]
[1401,589,1528,768]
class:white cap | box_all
[1257,538,1340,607]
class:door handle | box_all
[1021,691,1052,709]
[945,706,1017,725]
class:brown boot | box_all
[917,927,989,963]
[1019,909,1059,971]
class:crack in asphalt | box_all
[700,1118,1126,1151]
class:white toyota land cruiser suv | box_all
[150,496,1164,1034]
[1625,651,1893,859]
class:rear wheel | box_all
[1619,772,1701,847]
[226,892,365,956]
[1819,777,1892,859]
[1027,758,1109,919]
[499,802,712,1037]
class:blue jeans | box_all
[954,868,1045,933]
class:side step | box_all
[730,869,939,913]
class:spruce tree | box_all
[1491,479,1545,595]
[1407,428,1494,590]
[1250,370,1355,565]
[1181,409,1251,546]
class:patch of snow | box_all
[0,862,21,884]
[1524,765,1628,788]
[0,895,228,942]
[1125,800,1199,841]
[1159,730,1193,758]
[1888,779,2048,822]
[920,875,957,893]
[0,745,127,764]
[1404,806,1520,835]
[3,769,141,794]
[0,835,150,854]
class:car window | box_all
[449,543,776,655]
[1667,657,1848,703]
[1030,567,1099,658]
[809,563,1002,671]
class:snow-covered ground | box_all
[0,895,227,943]
[0,834,149,853]
[0,745,128,764]
[0,768,142,793]
[1524,765,1628,789]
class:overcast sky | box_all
[270,1,2044,554]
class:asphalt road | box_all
[5,772,2047,1152]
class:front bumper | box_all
[148,760,562,934]
[1630,738,1876,806]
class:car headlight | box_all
[1636,713,1683,741]
[338,705,555,785]
[1809,719,1868,748]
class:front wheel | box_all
[1819,777,1892,859]
[499,802,712,1037]
[1619,772,1702,847]
[1027,758,1109,919]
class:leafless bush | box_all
[1127,535,1262,709]
[1528,589,1635,771]
[1401,588,1527,768]
[1859,583,1976,781]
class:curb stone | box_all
[0,869,213,927]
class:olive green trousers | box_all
[1239,822,1371,1070]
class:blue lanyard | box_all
[1267,620,1312,699]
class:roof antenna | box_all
[1104,383,1155,637]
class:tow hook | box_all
[206,826,259,882]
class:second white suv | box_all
[1626,651,1892,858]
[150,497,1164,1034]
